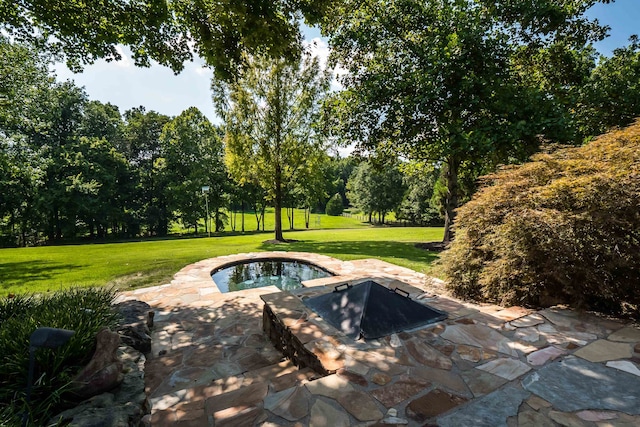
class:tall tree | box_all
[122,107,171,235]
[0,0,334,79]
[323,0,609,241]
[159,107,226,233]
[347,160,406,224]
[577,36,640,139]
[213,53,330,241]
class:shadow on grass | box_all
[259,240,440,266]
[0,260,82,290]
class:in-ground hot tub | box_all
[211,258,334,293]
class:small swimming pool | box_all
[211,259,333,293]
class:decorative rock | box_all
[476,358,531,381]
[573,340,632,362]
[51,345,148,427]
[372,372,392,386]
[437,386,529,427]
[114,300,153,353]
[389,333,403,348]
[608,327,640,343]
[606,360,640,377]
[73,328,123,398]
[263,386,309,421]
[337,390,383,421]
[526,346,566,366]
[406,389,467,421]
[309,398,350,427]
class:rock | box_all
[114,300,152,353]
[73,329,124,399]
[50,344,148,427]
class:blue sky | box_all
[53,1,639,123]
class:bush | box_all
[440,121,640,316]
[0,287,118,425]
[325,193,344,216]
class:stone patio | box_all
[117,252,640,426]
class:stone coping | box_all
[261,279,451,376]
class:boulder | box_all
[114,300,152,353]
[73,328,123,399]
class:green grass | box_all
[0,227,443,297]
[172,208,368,234]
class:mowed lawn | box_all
[0,227,444,297]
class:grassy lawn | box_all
[172,208,369,234]
[0,227,443,297]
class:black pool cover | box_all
[303,280,447,340]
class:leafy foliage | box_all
[577,36,640,139]
[322,0,611,241]
[325,193,343,216]
[440,121,640,316]
[0,0,333,79]
[347,160,405,224]
[0,287,118,425]
[213,53,330,241]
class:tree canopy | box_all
[322,0,613,241]
[0,0,334,79]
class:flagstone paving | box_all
[116,251,640,426]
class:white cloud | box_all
[112,46,132,68]
[302,37,346,91]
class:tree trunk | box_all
[274,164,284,241]
[442,156,460,243]
[305,207,310,228]
[290,207,294,230]
[241,201,245,232]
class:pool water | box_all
[211,259,332,293]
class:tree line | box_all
[2,1,639,245]
[0,37,435,247]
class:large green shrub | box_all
[325,193,344,216]
[440,121,640,316]
[0,287,118,425]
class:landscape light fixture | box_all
[202,185,210,237]
[23,327,75,426]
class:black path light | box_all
[23,327,75,426]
